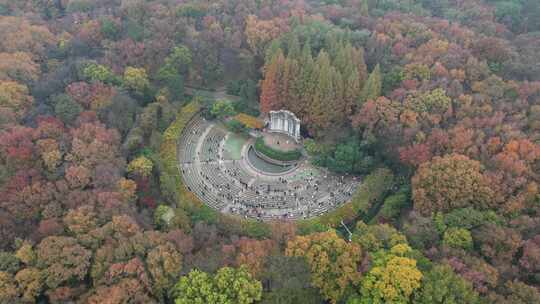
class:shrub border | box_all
[159,101,273,238]
[159,102,393,236]
[254,137,302,162]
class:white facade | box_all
[268,110,301,142]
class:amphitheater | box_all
[177,114,361,220]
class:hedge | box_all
[159,101,394,234]
[254,137,302,162]
[159,100,272,236]
[159,101,202,208]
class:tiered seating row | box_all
[177,116,361,220]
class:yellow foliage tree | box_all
[127,156,153,178]
[0,81,33,120]
[15,267,43,302]
[37,139,62,171]
[359,244,423,304]
[285,230,363,304]
[123,67,149,94]
[0,271,18,302]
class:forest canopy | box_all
[0,0,539,303]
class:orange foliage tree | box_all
[412,153,495,215]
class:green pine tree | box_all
[359,64,382,105]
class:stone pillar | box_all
[288,120,293,137]
[295,122,300,141]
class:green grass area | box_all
[254,137,302,162]
[224,134,247,160]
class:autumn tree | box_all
[488,280,540,304]
[223,237,276,277]
[84,257,156,304]
[66,81,116,110]
[307,50,344,134]
[412,154,494,215]
[259,36,370,136]
[402,212,440,251]
[37,138,62,172]
[519,234,540,274]
[147,243,182,300]
[0,271,18,302]
[0,16,55,58]
[404,89,451,116]
[286,230,363,304]
[127,156,153,178]
[260,50,285,113]
[67,121,123,172]
[491,139,540,213]
[123,66,150,95]
[0,81,33,122]
[413,264,480,304]
[353,222,408,253]
[445,255,499,294]
[86,281,154,304]
[245,15,289,57]
[473,224,522,267]
[173,266,262,304]
[64,168,92,196]
[15,267,43,302]
[356,244,422,304]
[0,52,40,83]
[76,215,184,301]
[36,236,91,289]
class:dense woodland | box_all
[0,0,539,303]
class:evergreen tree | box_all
[293,41,316,121]
[359,64,382,105]
[354,47,368,85]
[280,58,295,113]
[344,71,361,117]
[359,0,369,16]
[260,36,369,137]
[287,34,301,59]
[308,51,332,135]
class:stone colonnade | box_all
[268,110,301,142]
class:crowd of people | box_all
[178,116,360,220]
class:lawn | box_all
[224,133,247,160]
